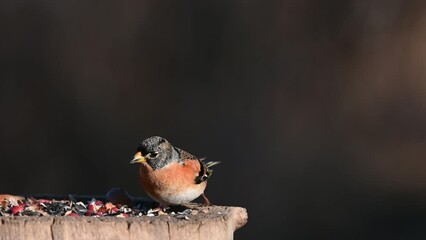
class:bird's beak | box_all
[130,151,146,164]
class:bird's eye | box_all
[148,152,158,158]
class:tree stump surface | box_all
[0,206,247,240]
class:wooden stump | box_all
[0,206,247,240]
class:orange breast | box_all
[138,160,206,205]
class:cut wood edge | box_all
[0,206,248,240]
[229,207,248,231]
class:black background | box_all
[2,0,426,239]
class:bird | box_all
[130,136,220,208]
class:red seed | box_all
[97,206,107,214]
[95,200,103,206]
[109,207,119,214]
[10,205,24,215]
[116,213,128,218]
[87,204,95,211]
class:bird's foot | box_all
[179,202,199,209]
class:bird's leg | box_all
[201,193,211,206]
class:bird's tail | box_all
[203,160,221,179]
[205,161,221,169]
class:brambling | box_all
[130,136,220,208]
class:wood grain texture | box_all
[0,206,247,240]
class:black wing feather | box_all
[174,147,220,184]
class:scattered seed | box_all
[178,209,192,215]
[0,197,208,218]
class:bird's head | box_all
[130,136,176,169]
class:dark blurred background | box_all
[2,0,426,239]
